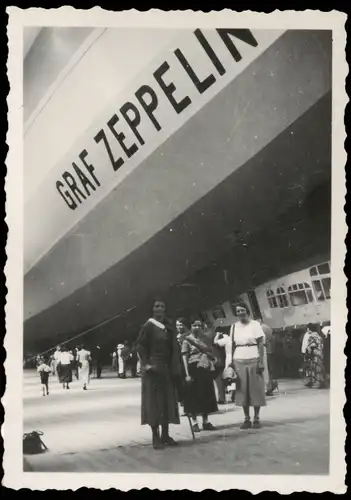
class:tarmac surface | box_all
[23,369,329,474]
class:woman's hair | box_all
[176,317,190,330]
[307,322,317,332]
[152,296,166,309]
[235,302,250,315]
[190,315,203,326]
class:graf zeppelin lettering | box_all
[56,29,258,210]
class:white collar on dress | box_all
[148,318,166,330]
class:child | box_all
[37,357,51,396]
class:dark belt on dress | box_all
[236,344,258,347]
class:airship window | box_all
[288,283,314,306]
[276,286,289,308]
[267,289,278,309]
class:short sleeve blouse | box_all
[233,320,264,360]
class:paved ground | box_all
[23,369,329,474]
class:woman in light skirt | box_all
[230,303,266,429]
[77,344,91,390]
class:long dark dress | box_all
[182,334,218,416]
[136,318,181,427]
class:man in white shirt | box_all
[53,345,62,381]
[214,329,234,403]
[214,330,232,369]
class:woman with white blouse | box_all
[57,346,74,390]
[77,344,91,390]
[229,303,266,429]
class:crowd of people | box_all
[134,298,331,450]
[32,300,330,450]
[34,342,110,394]
[33,339,142,396]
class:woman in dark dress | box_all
[181,318,218,432]
[136,299,181,449]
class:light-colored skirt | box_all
[234,358,266,407]
[79,361,90,385]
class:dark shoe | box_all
[266,390,273,396]
[252,420,261,429]
[192,423,201,433]
[203,422,216,431]
[217,400,225,405]
[161,436,178,446]
[240,420,252,429]
[152,437,164,450]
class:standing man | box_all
[117,343,125,378]
[94,345,103,379]
[111,348,118,373]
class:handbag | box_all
[23,431,48,455]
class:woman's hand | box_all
[185,375,193,383]
[144,363,154,372]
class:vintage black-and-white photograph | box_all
[4,8,347,493]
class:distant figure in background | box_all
[77,344,91,390]
[71,347,79,380]
[121,341,132,378]
[94,345,103,379]
[58,346,73,390]
[37,357,51,396]
[53,345,62,381]
[117,343,125,378]
[49,353,56,375]
[130,344,138,378]
[301,323,326,388]
[283,333,296,377]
